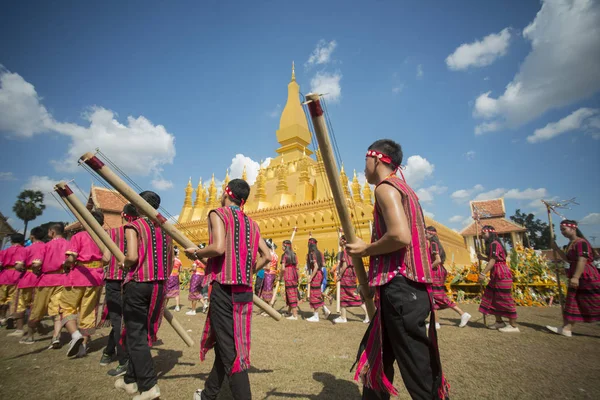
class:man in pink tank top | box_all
[347,139,449,400]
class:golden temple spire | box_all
[276,161,289,193]
[242,165,248,181]
[221,169,230,193]
[255,161,267,201]
[352,170,363,203]
[193,178,204,208]
[362,181,373,205]
[208,174,218,207]
[291,61,296,82]
[340,164,351,199]
[184,177,193,207]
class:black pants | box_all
[123,281,164,392]
[104,280,128,365]
[363,276,433,400]
[202,282,251,400]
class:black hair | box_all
[307,242,324,268]
[368,139,403,169]
[227,178,250,205]
[561,219,587,240]
[49,222,65,236]
[426,227,446,264]
[122,203,139,217]
[482,225,506,254]
[91,209,105,226]
[30,226,46,241]
[282,240,297,265]
[139,191,161,209]
[10,233,25,244]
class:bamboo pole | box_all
[79,152,282,321]
[304,94,376,319]
[55,187,105,253]
[474,221,487,326]
[546,207,565,312]
[336,228,342,313]
[55,182,195,347]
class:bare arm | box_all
[571,257,587,280]
[124,228,138,269]
[481,257,496,275]
[254,238,271,272]
[431,254,442,269]
[64,254,76,268]
[186,212,226,259]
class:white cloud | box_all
[21,175,74,209]
[446,28,511,71]
[450,184,485,203]
[527,107,600,143]
[472,187,549,202]
[580,213,600,225]
[310,72,342,103]
[403,155,434,188]
[268,104,281,118]
[151,178,174,191]
[416,185,447,204]
[474,121,502,135]
[0,172,16,181]
[472,0,600,130]
[227,154,272,186]
[464,151,476,160]
[306,40,337,67]
[449,215,465,223]
[474,188,508,201]
[423,210,435,219]
[392,85,404,94]
[416,64,424,78]
[0,66,176,183]
[0,66,54,137]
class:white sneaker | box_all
[115,377,139,395]
[66,331,84,357]
[286,315,298,320]
[426,323,430,330]
[333,317,347,324]
[363,318,370,324]
[488,322,506,330]
[546,325,572,337]
[193,389,203,400]
[7,329,24,337]
[202,304,208,313]
[133,384,160,400]
[306,315,319,322]
[499,325,520,333]
[175,306,181,312]
[323,306,331,319]
[459,313,471,328]
[435,323,441,330]
[186,310,197,316]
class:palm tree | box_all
[13,190,46,237]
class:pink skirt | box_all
[564,265,600,323]
[166,275,180,298]
[340,267,362,308]
[259,273,276,302]
[284,266,299,308]
[431,266,456,310]
[309,270,324,310]
[188,274,204,301]
[479,264,517,319]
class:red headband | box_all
[426,229,437,235]
[560,222,577,228]
[225,186,245,210]
[308,238,317,244]
[366,150,406,181]
[121,212,137,223]
[482,227,496,233]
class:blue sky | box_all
[1,0,599,245]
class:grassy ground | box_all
[0,296,599,400]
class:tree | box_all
[12,190,46,237]
[510,209,553,249]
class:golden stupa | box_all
[177,63,471,266]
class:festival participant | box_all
[477,225,519,333]
[165,248,182,312]
[185,178,271,400]
[188,244,208,315]
[333,235,369,324]
[26,223,69,348]
[281,240,299,320]
[258,239,278,309]
[346,139,449,400]
[546,220,600,337]
[114,191,173,400]
[12,227,46,340]
[306,238,331,322]
[61,210,106,357]
[0,234,26,330]
[100,203,139,377]
[426,226,471,329]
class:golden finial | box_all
[187,177,192,186]
[291,61,296,82]
[211,173,215,183]
[340,163,345,174]
[242,165,248,181]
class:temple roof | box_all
[0,211,17,237]
[66,185,127,231]
[461,217,526,236]
[470,199,505,218]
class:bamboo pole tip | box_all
[80,152,95,162]
[55,181,67,189]
[305,93,320,101]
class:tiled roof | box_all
[470,199,505,218]
[460,217,526,236]
[89,186,128,213]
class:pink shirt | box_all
[18,241,45,289]
[0,245,26,285]
[36,237,69,287]
[65,232,104,287]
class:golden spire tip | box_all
[291,61,296,82]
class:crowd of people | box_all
[0,138,598,400]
